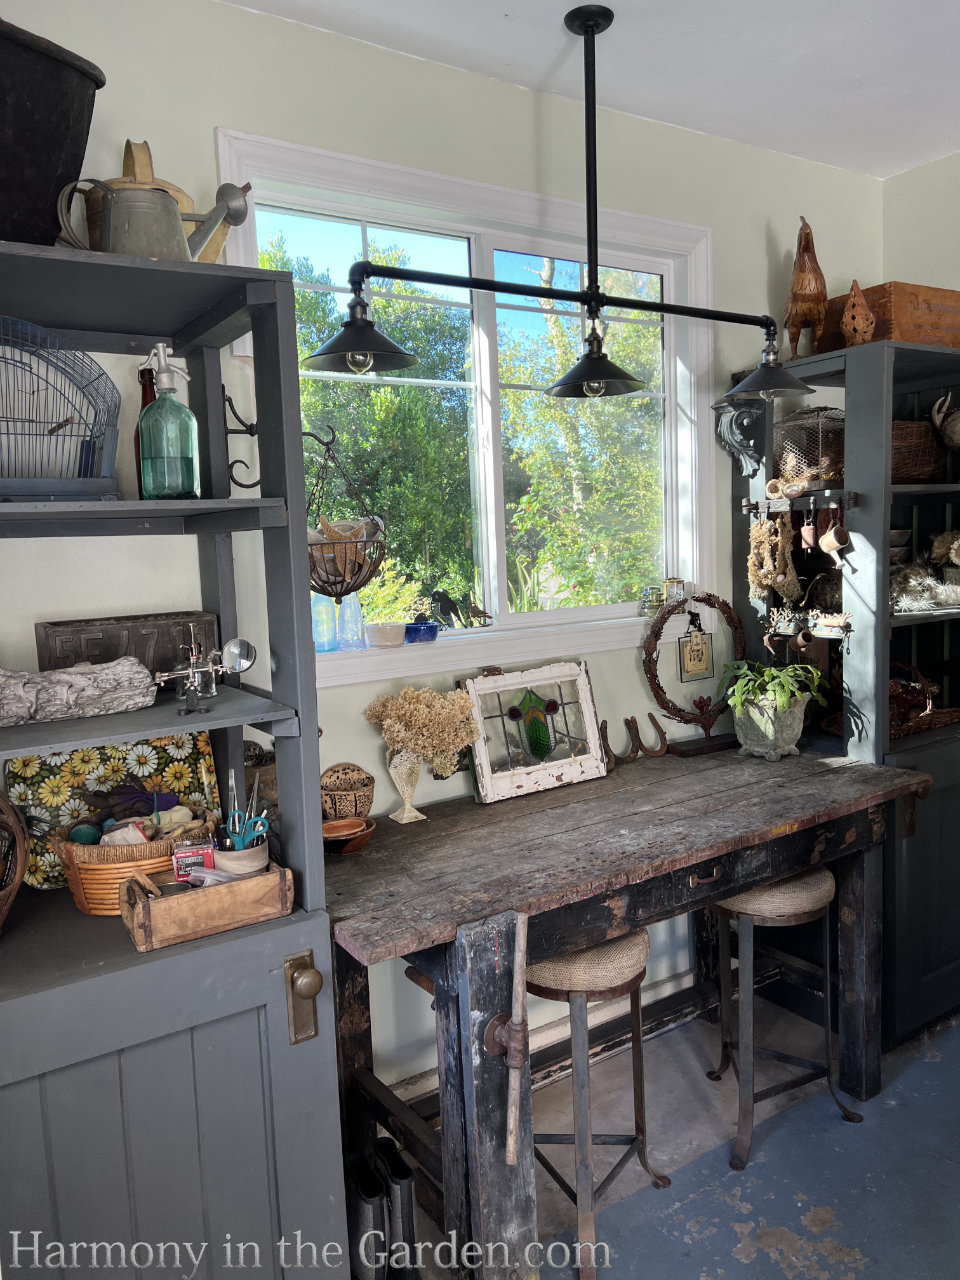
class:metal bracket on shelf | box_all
[223,386,261,490]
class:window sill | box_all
[314,611,700,689]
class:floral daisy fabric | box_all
[4,732,220,890]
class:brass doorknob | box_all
[292,966,323,999]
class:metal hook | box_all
[302,423,336,448]
[222,386,260,490]
[229,457,261,490]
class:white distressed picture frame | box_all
[462,660,607,803]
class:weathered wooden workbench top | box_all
[326,752,929,966]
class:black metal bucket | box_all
[0,20,105,246]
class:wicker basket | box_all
[889,663,960,740]
[891,421,948,484]
[54,819,215,917]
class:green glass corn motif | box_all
[507,688,560,761]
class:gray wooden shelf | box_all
[0,885,311,1009]
[0,684,296,760]
[892,484,960,497]
[891,608,960,627]
[0,497,287,538]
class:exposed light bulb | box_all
[346,350,374,374]
[583,380,606,398]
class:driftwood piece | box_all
[0,656,156,726]
[600,713,668,767]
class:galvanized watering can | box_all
[57,178,249,262]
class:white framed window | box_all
[217,130,716,686]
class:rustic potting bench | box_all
[327,751,928,1279]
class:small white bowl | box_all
[365,622,407,647]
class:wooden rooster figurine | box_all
[783,216,827,358]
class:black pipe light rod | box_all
[345,259,778,340]
[303,5,811,402]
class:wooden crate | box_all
[120,861,294,952]
[818,281,960,353]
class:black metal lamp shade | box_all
[725,341,814,401]
[301,295,418,374]
[545,347,646,398]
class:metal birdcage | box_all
[0,315,120,498]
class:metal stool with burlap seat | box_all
[707,866,862,1171]
[525,929,670,1274]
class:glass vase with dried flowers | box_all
[364,685,480,823]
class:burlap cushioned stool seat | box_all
[526,929,650,998]
[715,865,835,926]
[707,865,861,1171]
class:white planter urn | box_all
[732,693,811,762]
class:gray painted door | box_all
[0,908,346,1279]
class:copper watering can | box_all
[57,178,249,262]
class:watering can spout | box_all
[183,182,250,261]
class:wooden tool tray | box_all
[120,861,293,952]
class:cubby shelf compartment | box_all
[0,497,287,539]
[0,684,296,761]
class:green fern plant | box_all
[720,661,826,718]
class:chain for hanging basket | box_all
[304,424,387,603]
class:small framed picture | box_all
[678,630,714,682]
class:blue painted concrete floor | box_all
[544,1014,960,1279]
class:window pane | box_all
[501,390,664,611]
[301,377,483,610]
[599,265,662,319]
[368,226,471,304]
[369,297,472,382]
[493,250,580,309]
[498,312,582,389]
[256,207,362,289]
[603,319,664,394]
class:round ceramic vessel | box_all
[365,622,407,647]
[733,693,811,762]
[404,622,439,644]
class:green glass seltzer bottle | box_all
[138,343,200,500]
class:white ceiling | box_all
[220,0,960,179]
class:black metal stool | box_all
[707,866,862,1170]
[526,929,669,1278]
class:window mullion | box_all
[471,233,510,624]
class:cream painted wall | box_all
[883,153,960,288]
[2,0,888,1083]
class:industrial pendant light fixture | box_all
[303,6,812,405]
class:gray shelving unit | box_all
[732,340,960,1045]
[0,242,346,1261]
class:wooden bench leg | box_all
[332,941,376,1152]
[836,838,883,1101]
[456,913,539,1280]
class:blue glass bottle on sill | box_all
[337,594,366,651]
[311,593,337,653]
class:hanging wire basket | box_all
[304,425,386,603]
[0,315,120,498]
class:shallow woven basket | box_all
[54,819,215,917]
[891,421,948,484]
[889,663,960,741]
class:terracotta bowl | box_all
[889,529,912,547]
[323,818,375,858]
[323,818,366,840]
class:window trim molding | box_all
[216,128,717,682]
